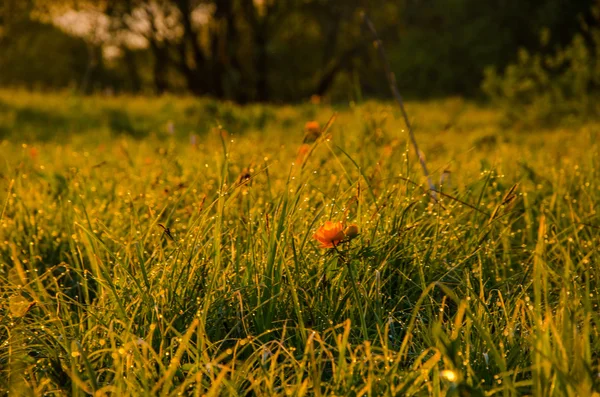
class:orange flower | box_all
[303,121,321,143]
[313,221,346,248]
[29,147,39,159]
[305,121,320,132]
[296,143,311,164]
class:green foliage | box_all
[0,91,599,395]
[0,19,88,89]
[482,18,600,126]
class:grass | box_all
[0,89,599,396]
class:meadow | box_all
[0,89,599,396]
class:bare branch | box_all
[361,12,438,202]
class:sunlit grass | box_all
[0,90,599,395]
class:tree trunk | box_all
[255,26,269,102]
[174,40,205,96]
[80,43,101,94]
[210,29,225,98]
[239,0,270,102]
[149,40,168,94]
[174,0,208,96]
[123,47,141,93]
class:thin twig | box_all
[361,13,438,202]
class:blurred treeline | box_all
[0,0,597,102]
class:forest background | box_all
[2,0,598,105]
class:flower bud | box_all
[344,224,359,240]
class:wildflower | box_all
[305,120,320,132]
[344,224,359,240]
[382,145,393,158]
[303,121,321,143]
[313,221,346,248]
[296,143,311,164]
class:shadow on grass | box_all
[0,99,151,141]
